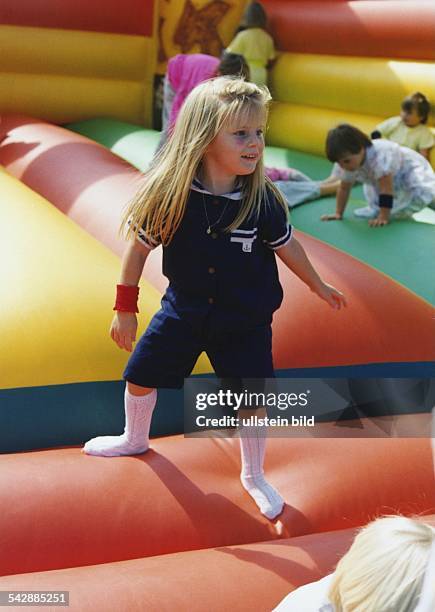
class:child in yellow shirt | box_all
[372,92,434,160]
[226,2,275,87]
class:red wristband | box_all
[113,284,139,313]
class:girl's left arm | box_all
[369,173,393,227]
[276,237,347,309]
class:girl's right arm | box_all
[321,180,352,221]
[419,147,431,160]
[110,239,151,352]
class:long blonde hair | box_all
[122,76,287,245]
[328,516,435,612]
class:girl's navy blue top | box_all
[137,180,292,332]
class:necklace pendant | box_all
[206,227,211,235]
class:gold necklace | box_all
[202,193,231,235]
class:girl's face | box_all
[400,107,422,127]
[204,118,265,178]
[337,148,365,172]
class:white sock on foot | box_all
[354,205,378,219]
[83,388,156,457]
[239,424,284,520]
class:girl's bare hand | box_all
[368,216,389,227]
[314,282,347,310]
[110,312,138,352]
[321,213,343,221]
[369,206,390,227]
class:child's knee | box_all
[127,382,155,396]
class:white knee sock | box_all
[83,388,156,457]
[239,424,284,520]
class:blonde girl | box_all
[83,77,346,520]
[274,516,435,611]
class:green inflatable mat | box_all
[66,118,434,305]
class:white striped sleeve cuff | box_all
[128,218,160,250]
[136,227,159,250]
[264,224,292,250]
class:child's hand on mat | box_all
[110,312,138,352]
[368,216,389,227]
[368,207,390,227]
[314,282,347,310]
[321,213,342,221]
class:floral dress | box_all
[333,140,435,216]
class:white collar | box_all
[191,177,243,200]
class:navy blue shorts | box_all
[123,297,274,389]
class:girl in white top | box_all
[274,516,435,612]
[321,124,435,227]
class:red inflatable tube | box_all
[0,0,154,37]
[0,433,433,576]
[1,520,433,610]
[0,529,360,611]
[1,115,433,370]
[264,1,435,60]
[273,232,434,368]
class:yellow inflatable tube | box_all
[0,73,150,124]
[267,103,384,157]
[268,102,435,166]
[0,167,210,389]
[271,53,435,123]
[0,25,153,80]
[0,25,155,125]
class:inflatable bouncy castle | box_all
[0,1,434,609]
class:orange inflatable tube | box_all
[0,528,360,611]
[265,1,435,60]
[2,518,433,611]
[0,0,154,36]
[0,433,433,577]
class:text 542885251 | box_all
[0,591,69,606]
